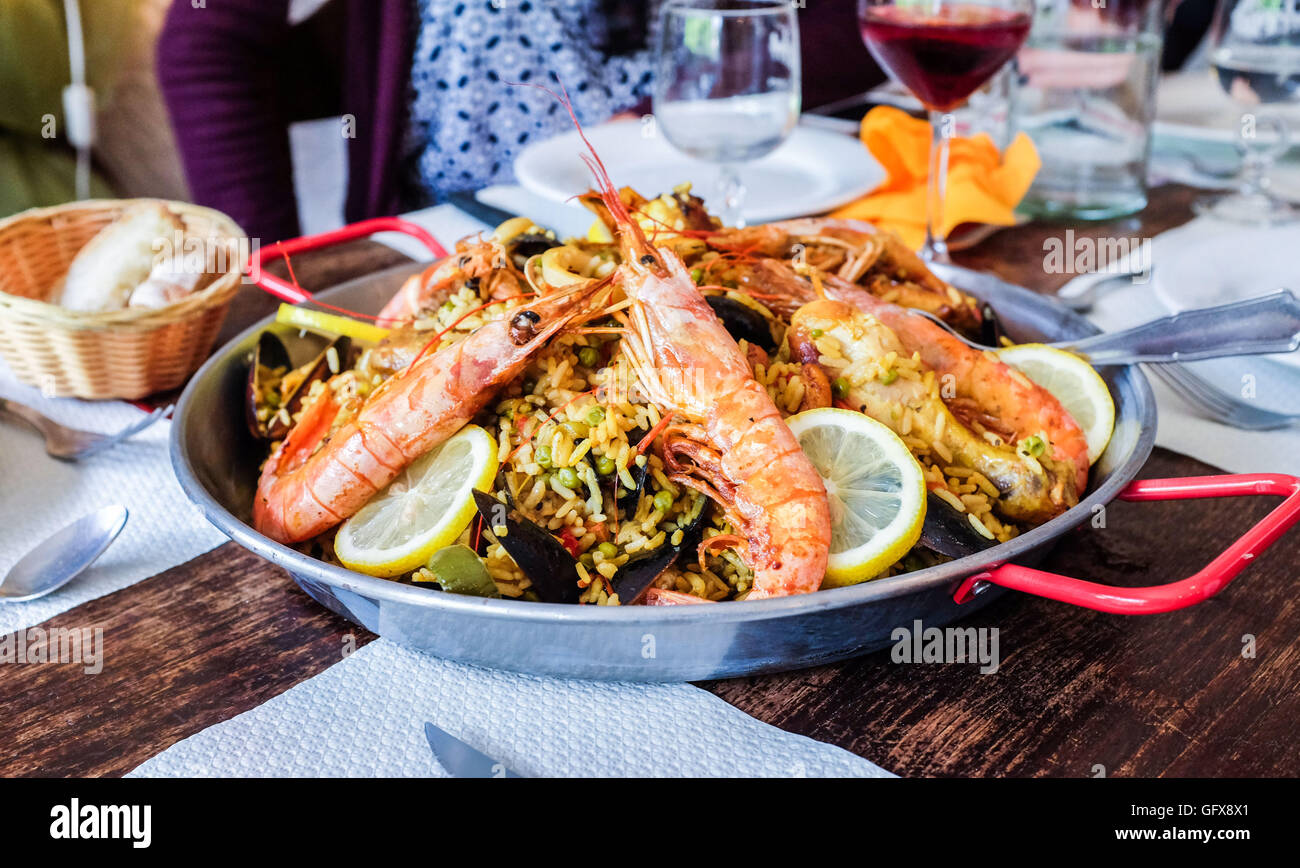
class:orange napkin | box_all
[831,106,1040,250]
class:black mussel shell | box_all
[704,295,778,354]
[919,491,998,559]
[613,427,650,521]
[246,331,292,439]
[507,233,560,267]
[246,332,351,440]
[472,490,581,604]
[977,301,1006,348]
[610,495,710,604]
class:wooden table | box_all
[4,185,1298,778]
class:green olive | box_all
[653,490,674,513]
[557,467,580,489]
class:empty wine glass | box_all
[653,0,801,227]
[858,0,1033,262]
[1196,0,1300,225]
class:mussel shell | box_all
[246,331,291,439]
[704,295,778,354]
[507,233,560,268]
[919,491,998,559]
[246,332,352,441]
[977,301,1007,348]
[610,496,710,605]
[472,490,581,604]
[614,427,650,520]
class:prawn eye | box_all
[510,309,542,345]
[640,254,656,266]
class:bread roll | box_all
[128,254,218,309]
[57,205,184,312]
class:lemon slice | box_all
[996,344,1115,465]
[785,408,926,587]
[334,425,498,577]
[276,303,390,344]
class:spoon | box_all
[0,505,128,602]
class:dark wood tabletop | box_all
[4,184,1298,778]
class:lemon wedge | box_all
[996,344,1115,465]
[785,408,926,587]
[334,425,498,578]
[275,303,390,344]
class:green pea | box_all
[586,405,605,426]
[1022,435,1046,457]
[653,490,674,513]
[580,552,595,569]
[831,377,849,400]
[690,267,704,284]
[597,542,619,559]
[811,328,824,338]
[557,467,580,489]
[578,346,599,368]
[880,369,899,385]
[596,455,616,476]
[535,445,553,468]
[521,378,537,394]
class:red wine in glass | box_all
[859,4,1031,112]
[857,0,1032,262]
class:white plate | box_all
[514,118,883,224]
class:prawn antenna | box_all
[508,77,660,266]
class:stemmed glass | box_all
[1196,0,1300,224]
[858,0,1033,262]
[653,0,802,227]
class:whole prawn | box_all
[575,141,831,599]
[727,259,1091,494]
[696,217,985,335]
[254,280,612,544]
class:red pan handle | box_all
[953,474,1300,614]
[246,217,449,304]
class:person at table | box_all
[156,0,883,243]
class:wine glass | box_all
[858,0,1033,262]
[653,0,801,227]
[1196,0,1300,225]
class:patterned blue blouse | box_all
[405,0,661,201]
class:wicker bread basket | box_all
[0,199,245,400]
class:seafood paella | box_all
[246,155,1113,607]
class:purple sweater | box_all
[157,1,878,243]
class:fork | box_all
[0,399,173,461]
[1144,364,1300,430]
[914,289,1300,366]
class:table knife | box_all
[424,721,524,778]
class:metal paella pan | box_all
[172,223,1300,681]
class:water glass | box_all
[653,0,802,227]
[1013,0,1164,220]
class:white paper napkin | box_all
[130,638,892,778]
[1058,216,1300,476]
[0,367,225,635]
